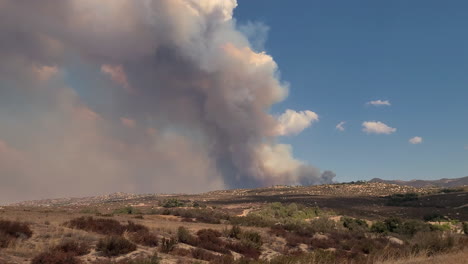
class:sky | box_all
[0,0,467,203]
[235,0,468,182]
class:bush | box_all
[240,231,262,249]
[384,217,403,233]
[342,217,368,232]
[439,188,464,193]
[54,240,90,256]
[397,220,431,236]
[159,237,177,253]
[0,219,33,247]
[177,226,196,245]
[386,193,418,206]
[191,248,229,262]
[96,236,137,257]
[423,213,447,222]
[66,217,125,236]
[66,217,150,237]
[370,221,388,233]
[411,232,456,255]
[126,221,149,233]
[31,250,82,264]
[196,229,229,254]
[463,222,468,235]
[162,199,185,208]
[228,225,241,239]
[129,230,159,247]
[113,207,141,215]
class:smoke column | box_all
[0,0,334,203]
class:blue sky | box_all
[235,0,468,182]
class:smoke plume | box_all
[0,0,334,203]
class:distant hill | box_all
[369,176,468,188]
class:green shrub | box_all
[162,199,185,208]
[96,236,137,257]
[370,221,388,233]
[342,217,368,232]
[177,226,197,245]
[462,222,468,235]
[240,231,262,249]
[384,217,402,233]
[423,213,447,222]
[397,220,431,236]
[386,193,419,206]
[439,188,464,193]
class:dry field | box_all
[0,182,467,264]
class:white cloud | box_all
[362,121,396,134]
[276,109,319,136]
[409,136,423,144]
[367,100,391,106]
[336,121,346,132]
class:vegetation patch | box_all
[96,236,137,257]
[0,219,33,248]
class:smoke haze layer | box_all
[0,0,334,203]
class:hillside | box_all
[369,176,468,188]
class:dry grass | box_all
[376,249,468,264]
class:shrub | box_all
[162,199,185,208]
[384,217,402,233]
[386,193,418,206]
[129,230,159,247]
[423,213,447,222]
[191,248,224,262]
[126,221,149,233]
[240,231,262,249]
[0,219,33,248]
[439,188,464,193]
[370,221,388,233]
[66,217,125,236]
[96,236,137,257]
[411,232,456,255]
[228,225,241,239]
[463,222,468,235]
[177,226,197,245]
[397,220,431,236]
[309,217,337,233]
[31,250,82,264]
[342,217,368,232]
[54,240,90,256]
[196,229,229,254]
[113,207,141,215]
[66,217,150,237]
[159,237,177,253]
[152,208,228,224]
[226,241,261,259]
